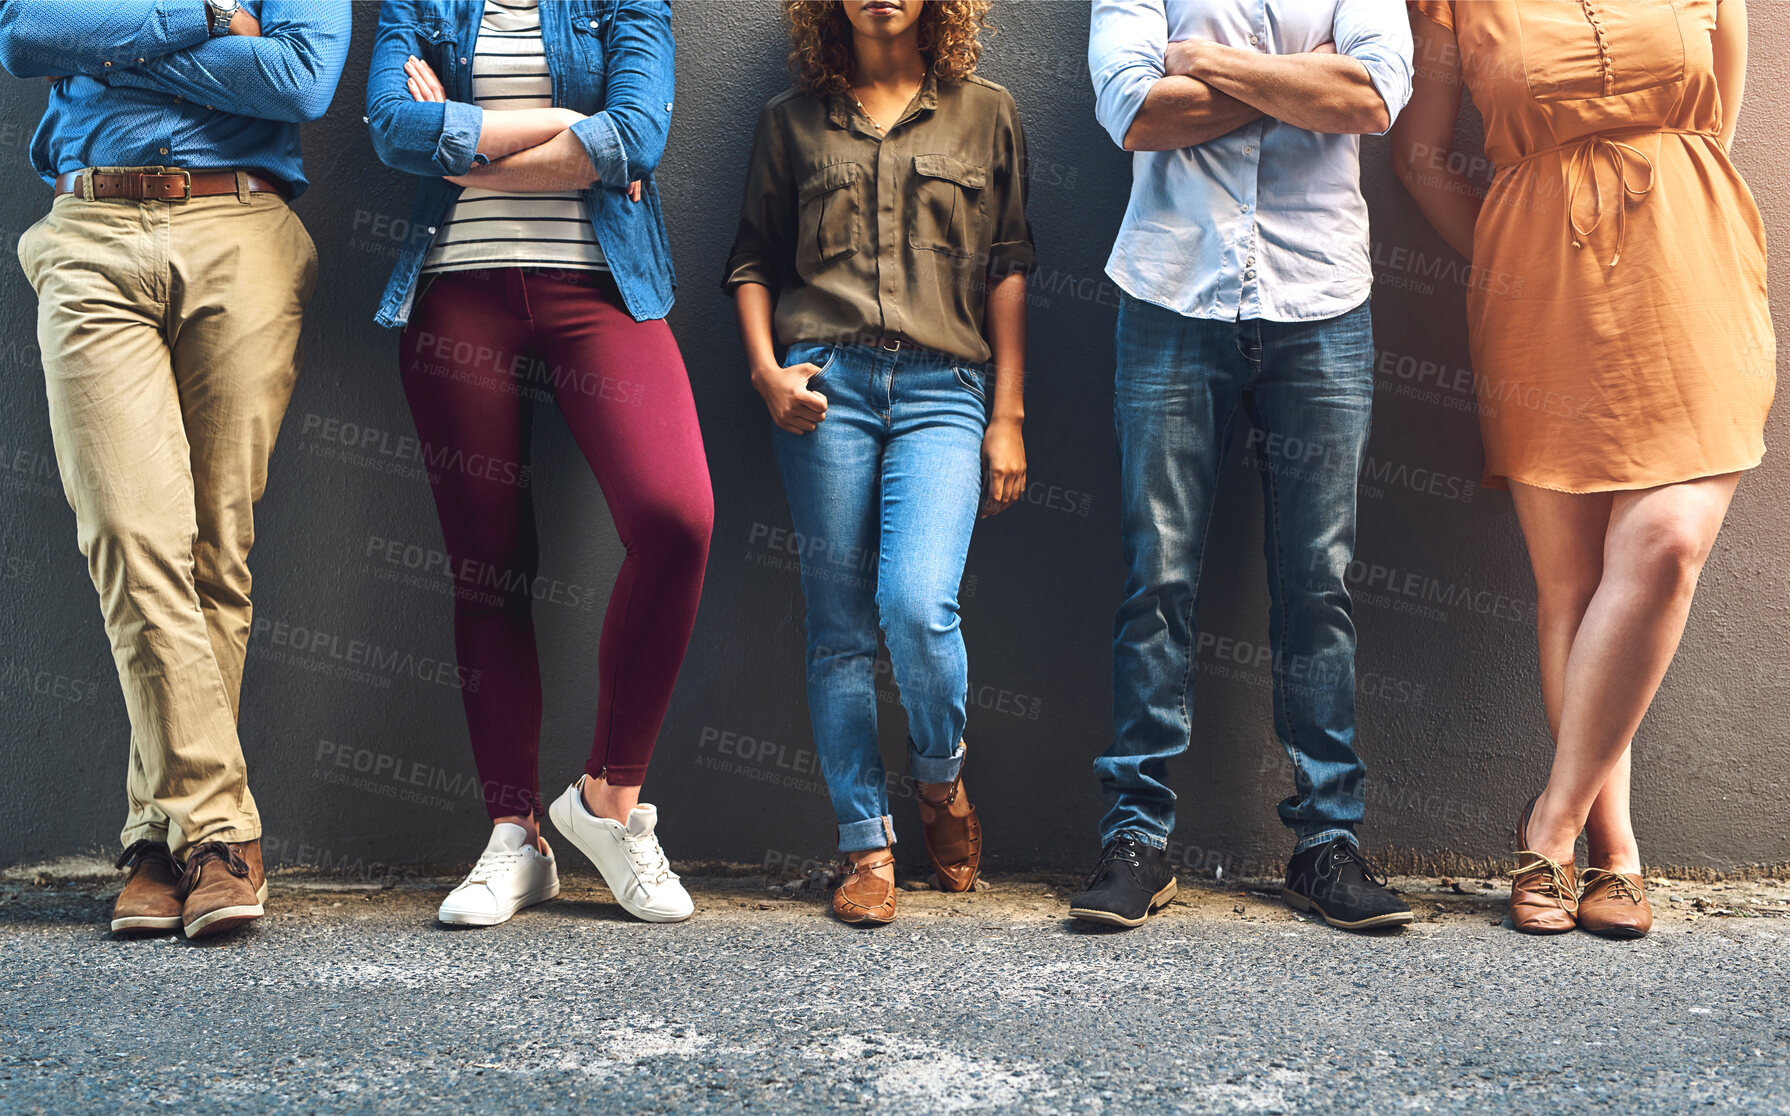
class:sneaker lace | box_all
[1512,849,1579,911]
[1580,867,1645,905]
[176,841,250,893]
[623,830,673,887]
[458,845,526,890]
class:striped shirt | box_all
[422,0,606,274]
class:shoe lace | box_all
[623,830,673,887]
[1512,849,1579,911]
[176,841,250,893]
[1084,838,1143,890]
[1328,841,1392,889]
[1580,867,1645,905]
[115,839,173,873]
[457,845,527,890]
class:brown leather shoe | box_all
[1510,796,1578,934]
[831,849,896,926]
[179,839,268,939]
[1577,868,1652,939]
[918,769,981,893]
[111,840,183,935]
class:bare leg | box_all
[1517,474,1741,865]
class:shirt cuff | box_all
[720,257,775,295]
[1351,50,1413,136]
[571,112,629,188]
[436,101,484,176]
[160,1,213,55]
[987,241,1037,277]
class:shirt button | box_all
[1240,204,1251,213]
[427,226,437,234]
[460,57,468,65]
[589,19,599,28]
[1248,34,1261,45]
[158,147,169,155]
[1246,256,1256,266]
[1244,146,1255,156]
[1245,270,1257,280]
[102,60,112,67]
[136,57,145,64]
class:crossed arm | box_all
[1090,0,1409,153]
[400,55,640,198]
[0,1,350,123]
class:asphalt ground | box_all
[3,865,1789,1114]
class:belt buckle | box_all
[880,337,902,352]
[169,168,194,200]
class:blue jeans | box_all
[773,341,987,853]
[1099,295,1376,855]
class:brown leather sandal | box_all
[918,768,982,893]
[1510,795,1578,935]
[832,849,897,926]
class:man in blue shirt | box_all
[1071,0,1416,932]
[0,1,349,941]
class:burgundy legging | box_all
[400,267,712,820]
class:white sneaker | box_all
[548,777,693,923]
[437,822,560,927]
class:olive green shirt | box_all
[722,73,1035,365]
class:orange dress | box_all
[1412,0,1774,492]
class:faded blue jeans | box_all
[1099,295,1376,855]
[773,341,987,853]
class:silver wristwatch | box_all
[205,0,239,36]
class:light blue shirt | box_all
[1089,0,1413,323]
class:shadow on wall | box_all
[0,2,1786,875]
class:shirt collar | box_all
[827,70,940,134]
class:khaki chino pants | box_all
[17,177,316,856]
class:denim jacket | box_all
[366,0,676,326]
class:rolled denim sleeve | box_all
[365,0,483,177]
[1335,0,1414,135]
[0,0,208,79]
[568,0,673,188]
[1088,0,1167,150]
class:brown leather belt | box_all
[52,168,291,201]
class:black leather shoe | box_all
[1068,836,1177,928]
[1282,837,1413,931]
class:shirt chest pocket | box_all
[908,154,986,259]
[1517,1,1686,102]
[568,10,607,75]
[796,162,863,279]
[417,22,460,81]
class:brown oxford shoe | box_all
[1577,868,1652,939]
[1510,796,1579,935]
[110,840,183,935]
[831,849,897,926]
[918,767,982,893]
[179,839,268,939]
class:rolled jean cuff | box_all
[1105,827,1167,851]
[838,815,896,854]
[908,739,966,786]
[1292,827,1357,855]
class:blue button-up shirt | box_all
[0,1,350,197]
[1089,0,1412,323]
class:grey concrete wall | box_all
[1,2,1786,877]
